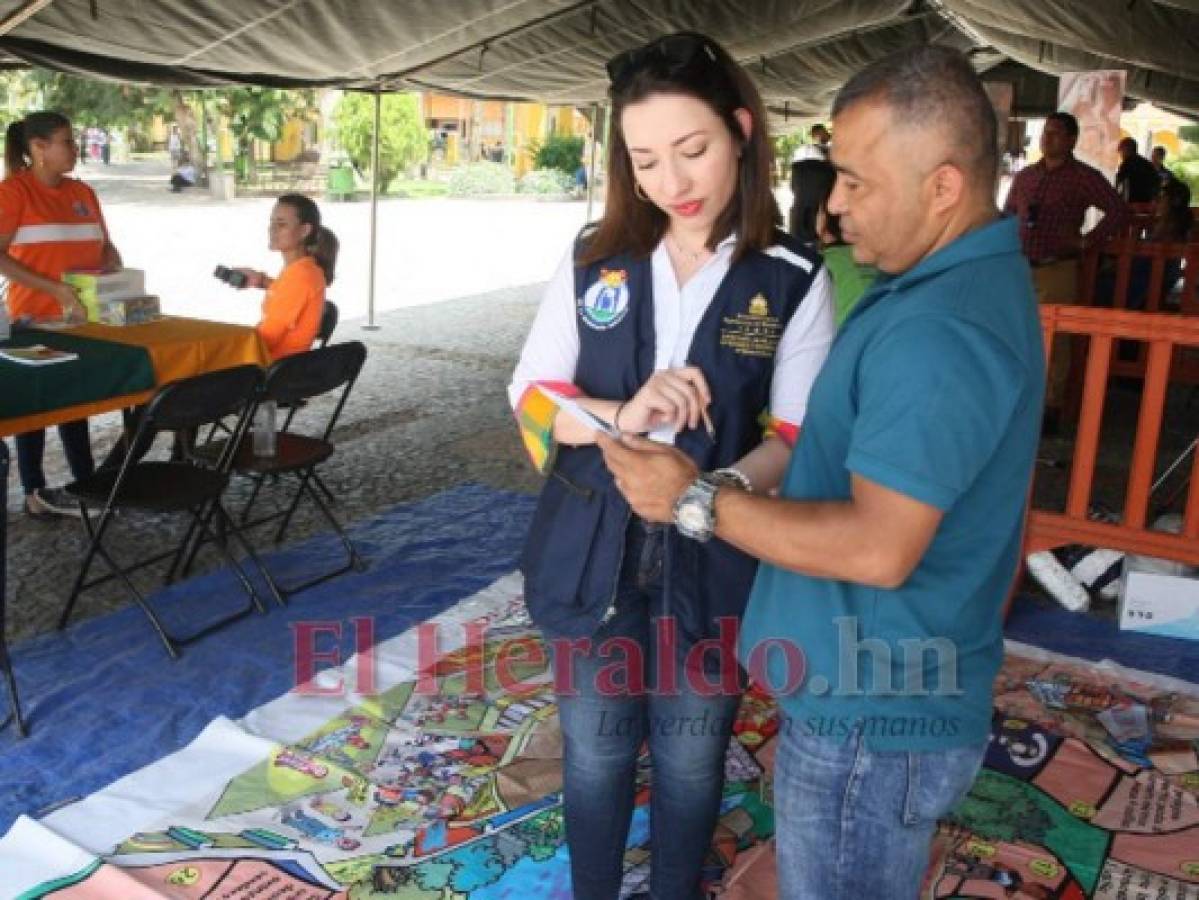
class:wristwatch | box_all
[673,474,722,542]
[711,466,753,493]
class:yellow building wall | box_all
[149,116,168,146]
[420,94,589,176]
[273,119,305,163]
[513,103,546,177]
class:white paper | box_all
[536,384,619,437]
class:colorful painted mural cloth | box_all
[1,574,1196,899]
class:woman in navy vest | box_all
[508,33,833,900]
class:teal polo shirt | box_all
[738,217,1044,751]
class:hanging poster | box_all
[1058,70,1126,177]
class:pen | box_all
[701,407,715,441]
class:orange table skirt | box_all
[0,317,269,438]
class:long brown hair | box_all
[277,193,339,285]
[579,33,777,267]
[5,111,72,177]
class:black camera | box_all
[213,265,248,288]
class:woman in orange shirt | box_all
[0,111,122,519]
[235,194,338,359]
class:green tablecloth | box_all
[0,328,155,419]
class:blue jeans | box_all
[774,716,985,900]
[553,521,742,900]
[15,420,94,495]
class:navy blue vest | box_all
[520,231,822,641]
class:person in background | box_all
[810,122,831,156]
[1004,112,1130,264]
[167,124,182,168]
[1002,111,1129,433]
[508,30,833,900]
[0,111,122,519]
[1151,145,1170,184]
[234,193,337,359]
[789,157,875,326]
[792,122,832,162]
[1115,136,1160,203]
[168,153,197,193]
[1096,176,1195,311]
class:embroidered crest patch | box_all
[578,268,630,330]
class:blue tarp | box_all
[1005,593,1199,682]
[0,483,536,834]
[4,480,1196,838]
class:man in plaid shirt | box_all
[1003,112,1129,264]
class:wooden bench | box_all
[239,161,329,197]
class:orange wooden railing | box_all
[1075,238,1199,387]
[1123,203,1199,240]
[1079,237,1199,316]
[1027,304,1199,567]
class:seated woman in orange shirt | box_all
[235,194,338,359]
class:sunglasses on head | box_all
[605,33,719,88]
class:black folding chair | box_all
[58,365,271,659]
[0,440,25,736]
[316,300,339,348]
[201,300,338,463]
[182,342,368,600]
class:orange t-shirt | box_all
[258,255,326,359]
[0,170,108,320]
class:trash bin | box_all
[327,163,355,201]
[210,171,236,201]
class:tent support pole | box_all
[363,85,382,331]
[584,102,600,223]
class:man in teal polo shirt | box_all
[600,45,1044,899]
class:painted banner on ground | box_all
[1,575,1196,899]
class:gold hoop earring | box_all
[634,181,650,202]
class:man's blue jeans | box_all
[553,521,741,900]
[774,715,986,899]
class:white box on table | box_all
[1119,571,1199,641]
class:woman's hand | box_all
[618,366,712,434]
[53,283,87,323]
[233,267,267,289]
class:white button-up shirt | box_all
[509,235,835,443]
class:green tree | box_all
[0,71,43,121]
[23,70,173,128]
[332,91,427,192]
[532,134,584,176]
[773,128,805,183]
[211,87,315,179]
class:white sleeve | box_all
[768,267,835,427]
[507,245,580,410]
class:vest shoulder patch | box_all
[764,244,816,273]
[577,268,630,330]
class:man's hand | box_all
[597,433,698,522]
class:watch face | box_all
[678,502,708,533]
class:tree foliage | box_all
[211,87,314,166]
[1,70,172,128]
[532,134,584,176]
[332,91,427,191]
